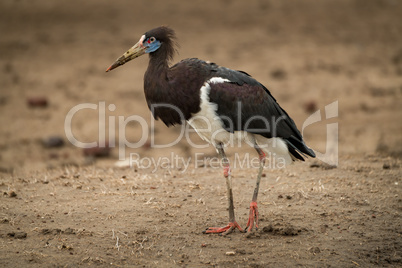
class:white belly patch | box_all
[187,77,292,165]
[187,77,245,146]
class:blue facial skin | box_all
[145,40,161,53]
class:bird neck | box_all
[144,48,171,91]
[150,43,172,65]
[148,55,169,74]
[145,58,167,86]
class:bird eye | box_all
[148,37,156,43]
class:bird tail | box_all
[285,135,316,161]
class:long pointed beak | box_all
[106,36,146,72]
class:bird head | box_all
[106,26,176,72]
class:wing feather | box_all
[207,67,315,159]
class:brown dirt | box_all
[0,0,401,267]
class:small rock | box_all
[83,142,111,158]
[262,224,299,236]
[41,136,64,148]
[263,224,274,233]
[8,232,27,239]
[27,97,48,108]
[282,226,299,236]
[309,247,321,254]
[8,190,17,198]
[225,251,235,256]
[41,228,61,235]
[310,162,337,169]
[304,100,318,113]
[64,228,76,235]
[59,243,73,250]
[181,253,189,259]
[270,69,287,80]
[40,229,51,234]
[15,233,28,239]
[383,163,391,169]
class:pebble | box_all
[7,190,17,198]
[27,97,48,108]
[309,247,321,254]
[8,232,27,239]
[270,69,287,80]
[225,251,235,256]
[304,100,318,113]
[41,136,64,148]
[382,163,391,169]
[83,142,111,157]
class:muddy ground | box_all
[0,0,401,267]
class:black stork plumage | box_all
[106,26,315,235]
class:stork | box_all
[106,26,315,235]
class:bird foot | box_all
[245,201,259,233]
[203,221,245,235]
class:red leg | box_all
[244,145,265,233]
[259,151,266,162]
[204,145,244,235]
[223,165,230,178]
[245,201,259,232]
